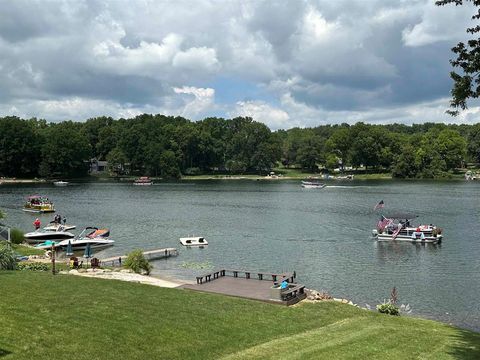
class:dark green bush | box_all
[124,250,152,275]
[10,228,24,244]
[17,262,50,271]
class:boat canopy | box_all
[383,213,418,220]
[27,195,50,200]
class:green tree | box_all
[106,147,128,176]
[0,116,41,177]
[436,0,480,115]
[39,122,91,177]
[159,150,180,178]
[432,129,467,169]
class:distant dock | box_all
[100,247,178,266]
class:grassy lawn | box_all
[0,271,478,360]
[11,243,45,256]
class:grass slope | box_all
[0,272,478,359]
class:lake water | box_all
[1,180,479,331]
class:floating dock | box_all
[100,247,178,266]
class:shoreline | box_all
[3,175,475,183]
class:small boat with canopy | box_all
[23,195,55,213]
[372,213,443,244]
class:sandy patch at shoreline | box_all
[65,269,187,288]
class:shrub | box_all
[377,302,400,316]
[124,250,152,275]
[0,244,17,270]
[10,228,24,244]
[17,262,50,271]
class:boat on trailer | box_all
[372,214,443,244]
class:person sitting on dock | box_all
[280,280,288,290]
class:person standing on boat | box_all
[33,218,41,230]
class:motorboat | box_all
[372,214,443,244]
[43,221,76,232]
[301,180,326,189]
[84,227,110,238]
[23,195,55,213]
[133,176,153,186]
[53,181,69,186]
[179,236,208,246]
[24,226,75,244]
[35,227,114,252]
[35,238,114,252]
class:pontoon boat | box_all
[23,195,55,213]
[372,214,443,244]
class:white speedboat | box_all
[133,177,153,185]
[36,227,114,251]
[301,180,326,189]
[35,238,115,252]
[179,236,208,246]
[44,221,76,231]
[53,181,69,186]
[372,215,443,244]
[24,227,75,244]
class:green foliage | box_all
[10,228,24,245]
[17,262,50,271]
[377,302,400,316]
[39,121,91,178]
[0,115,475,180]
[124,249,152,275]
[0,244,17,270]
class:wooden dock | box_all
[182,269,306,306]
[100,247,178,267]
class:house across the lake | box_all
[89,158,108,173]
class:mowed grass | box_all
[0,272,479,359]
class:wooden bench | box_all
[280,284,305,301]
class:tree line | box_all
[0,115,478,179]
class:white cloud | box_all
[0,0,476,127]
[402,1,474,47]
[230,100,290,130]
[173,86,215,119]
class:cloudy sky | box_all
[0,0,478,129]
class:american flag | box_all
[377,215,392,231]
[373,200,385,211]
[392,223,403,240]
